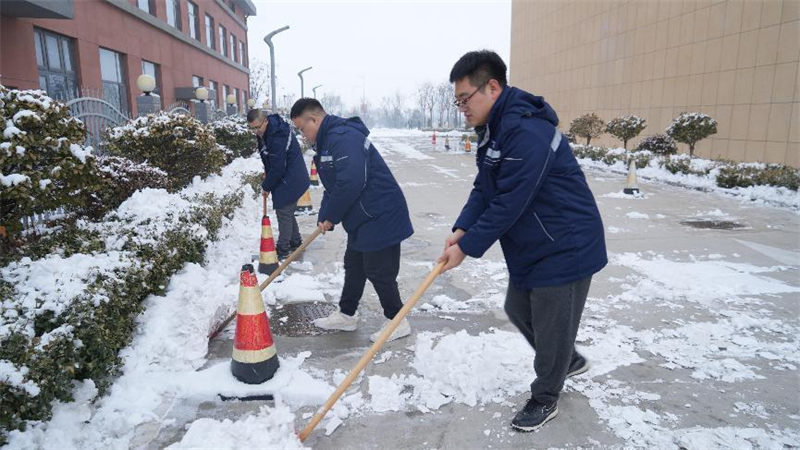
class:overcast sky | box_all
[246,1,511,110]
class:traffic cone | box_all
[309,160,320,186]
[432,131,437,146]
[296,189,313,214]
[465,139,472,152]
[258,216,279,275]
[231,264,280,384]
[623,159,640,195]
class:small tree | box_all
[605,115,647,150]
[666,112,717,158]
[569,113,604,145]
[636,134,678,156]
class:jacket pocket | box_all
[342,199,375,232]
[533,212,555,242]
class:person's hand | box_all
[317,220,333,234]
[437,243,467,273]
[443,228,466,252]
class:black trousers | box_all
[339,244,404,319]
[275,201,302,254]
[504,276,592,404]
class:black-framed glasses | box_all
[248,118,265,130]
[453,81,488,109]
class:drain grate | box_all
[269,302,339,337]
[680,220,747,230]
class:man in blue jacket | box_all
[290,98,415,343]
[438,51,608,432]
[247,109,310,259]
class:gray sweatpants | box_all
[275,201,302,254]
[504,276,592,404]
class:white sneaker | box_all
[370,318,411,343]
[313,310,358,331]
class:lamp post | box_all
[263,26,289,113]
[135,74,159,116]
[298,66,312,98]
[194,87,211,123]
[312,84,323,98]
[226,93,237,116]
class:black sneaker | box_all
[511,398,559,432]
[567,354,590,378]
[289,240,302,252]
[276,249,290,261]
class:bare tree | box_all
[320,93,344,116]
[435,82,454,128]
[415,82,436,128]
[248,58,270,107]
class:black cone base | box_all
[258,262,279,275]
[310,179,319,186]
[623,187,640,195]
[231,356,280,385]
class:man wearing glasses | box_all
[289,98,414,343]
[437,51,607,432]
[247,109,310,260]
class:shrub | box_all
[716,163,800,191]
[636,133,678,156]
[0,184,247,443]
[666,112,717,158]
[630,150,654,169]
[209,116,256,160]
[660,154,710,176]
[102,112,225,191]
[601,147,628,166]
[0,86,104,248]
[569,113,604,145]
[571,144,606,161]
[80,156,169,220]
[605,115,647,150]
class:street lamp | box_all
[312,84,323,98]
[263,25,289,112]
[136,74,156,95]
[298,66,312,98]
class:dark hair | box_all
[246,108,264,123]
[449,50,507,88]
[290,98,325,119]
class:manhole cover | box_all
[680,220,747,230]
[269,302,338,337]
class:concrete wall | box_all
[510,0,800,166]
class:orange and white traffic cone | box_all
[465,139,472,152]
[296,189,313,214]
[231,264,280,384]
[432,131,437,146]
[258,216,279,275]
[310,160,320,186]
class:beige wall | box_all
[510,0,800,166]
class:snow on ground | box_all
[4,157,334,449]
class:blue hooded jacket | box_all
[258,114,310,209]
[314,115,414,252]
[454,87,607,289]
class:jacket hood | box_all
[317,115,370,150]
[489,86,559,130]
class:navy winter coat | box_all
[258,114,310,209]
[454,87,607,289]
[314,115,413,252]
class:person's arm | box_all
[261,130,291,192]
[316,133,366,225]
[457,126,559,258]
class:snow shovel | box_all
[208,226,324,340]
[298,261,446,442]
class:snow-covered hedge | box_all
[636,133,678,156]
[569,113,604,145]
[103,112,225,191]
[80,156,169,220]
[0,163,255,443]
[209,115,256,161]
[0,86,104,247]
[572,144,800,207]
[666,112,718,158]
[605,115,646,150]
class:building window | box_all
[137,0,155,15]
[166,0,181,30]
[219,25,227,57]
[192,75,203,88]
[204,14,215,49]
[209,80,218,108]
[230,34,236,62]
[187,1,199,41]
[239,41,246,67]
[223,85,229,107]
[233,87,239,110]
[99,47,128,113]
[34,28,78,101]
[141,60,161,96]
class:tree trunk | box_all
[689,143,695,158]
[586,136,591,145]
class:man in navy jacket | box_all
[290,98,414,343]
[247,109,310,259]
[438,51,608,432]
